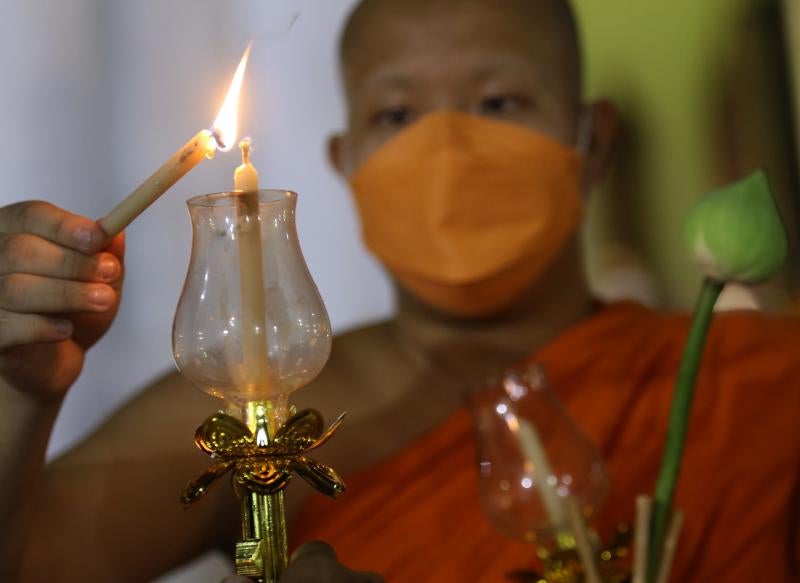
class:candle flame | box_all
[211,43,252,152]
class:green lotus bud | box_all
[684,170,788,283]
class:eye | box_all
[478,95,529,117]
[371,105,415,128]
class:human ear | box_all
[327,133,350,179]
[582,99,620,189]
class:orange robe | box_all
[293,302,800,581]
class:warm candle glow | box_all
[212,43,252,152]
[98,43,254,237]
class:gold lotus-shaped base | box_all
[182,406,346,583]
[182,408,346,505]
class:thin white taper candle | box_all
[98,130,216,237]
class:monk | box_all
[0,0,797,581]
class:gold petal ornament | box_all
[182,409,346,506]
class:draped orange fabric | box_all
[292,302,800,581]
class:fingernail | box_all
[74,228,94,250]
[54,320,73,337]
[88,286,114,307]
[97,258,119,281]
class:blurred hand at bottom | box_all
[221,542,384,583]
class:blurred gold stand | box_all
[508,524,632,583]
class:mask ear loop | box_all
[575,107,594,156]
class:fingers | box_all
[0,310,73,349]
[0,233,121,283]
[291,541,338,563]
[0,201,124,359]
[0,274,116,314]
[105,232,125,260]
[281,541,385,583]
[0,201,107,253]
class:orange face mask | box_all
[350,111,584,317]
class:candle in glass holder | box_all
[233,139,274,437]
[173,188,333,411]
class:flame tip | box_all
[210,44,252,152]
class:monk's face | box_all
[331,0,595,177]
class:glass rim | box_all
[462,362,549,404]
[187,189,297,208]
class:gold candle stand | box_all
[182,401,346,582]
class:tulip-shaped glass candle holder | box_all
[468,365,630,582]
[173,190,344,582]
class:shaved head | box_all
[340,0,583,102]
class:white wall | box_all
[0,1,390,580]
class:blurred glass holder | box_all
[467,364,631,582]
[172,190,344,582]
